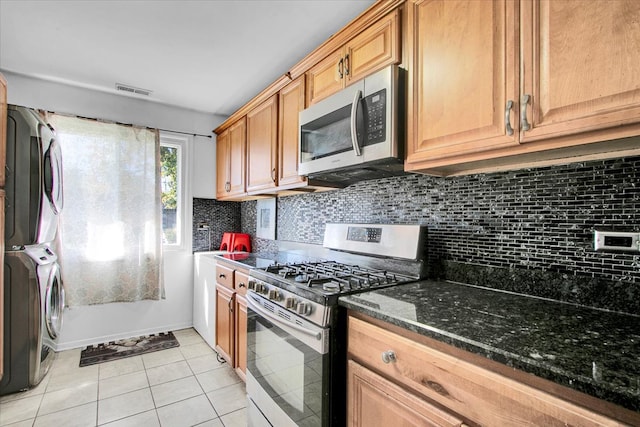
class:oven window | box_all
[247,308,327,425]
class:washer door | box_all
[43,136,64,214]
[45,263,64,339]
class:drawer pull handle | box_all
[219,273,226,279]
[381,350,396,364]
[239,282,246,288]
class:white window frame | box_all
[160,132,191,252]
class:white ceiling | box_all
[0,0,376,117]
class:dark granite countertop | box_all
[339,280,640,413]
[213,251,320,270]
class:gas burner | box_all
[259,260,415,296]
[323,282,341,293]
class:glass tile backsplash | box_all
[196,156,640,314]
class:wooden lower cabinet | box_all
[0,71,6,381]
[215,284,235,364]
[214,262,249,380]
[234,294,247,381]
[348,314,634,427]
[233,270,248,380]
[348,360,464,427]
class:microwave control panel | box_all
[363,89,387,145]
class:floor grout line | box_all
[1,328,245,427]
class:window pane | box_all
[161,145,179,245]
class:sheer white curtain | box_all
[49,114,164,306]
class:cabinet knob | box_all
[381,350,397,364]
[239,282,246,288]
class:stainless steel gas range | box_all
[246,224,427,427]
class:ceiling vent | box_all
[115,83,152,96]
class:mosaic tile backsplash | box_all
[192,198,241,251]
[239,156,640,315]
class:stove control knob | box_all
[296,302,311,316]
[268,289,280,301]
[247,281,256,291]
[284,296,296,309]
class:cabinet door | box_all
[228,118,246,198]
[215,285,235,365]
[406,0,519,168]
[348,360,464,427]
[247,95,278,193]
[0,191,4,381]
[520,0,640,142]
[345,10,400,84]
[306,49,345,106]
[0,73,6,188]
[215,129,230,198]
[0,72,6,380]
[278,76,307,188]
[234,294,248,381]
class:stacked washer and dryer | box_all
[0,105,65,395]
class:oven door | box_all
[246,291,329,427]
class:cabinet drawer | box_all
[234,271,249,296]
[216,264,234,289]
[347,316,620,427]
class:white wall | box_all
[2,70,226,350]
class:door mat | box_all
[79,332,180,367]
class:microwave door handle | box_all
[350,89,363,156]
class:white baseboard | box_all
[54,321,194,351]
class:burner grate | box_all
[262,261,410,294]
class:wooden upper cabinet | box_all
[215,128,230,198]
[216,117,246,200]
[246,95,278,193]
[406,0,640,174]
[520,0,640,142]
[227,118,247,198]
[306,49,345,107]
[406,0,519,167]
[278,76,307,188]
[307,9,401,106]
[345,8,400,84]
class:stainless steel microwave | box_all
[298,65,404,183]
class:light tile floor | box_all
[0,328,246,427]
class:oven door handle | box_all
[247,294,322,341]
[350,89,363,157]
